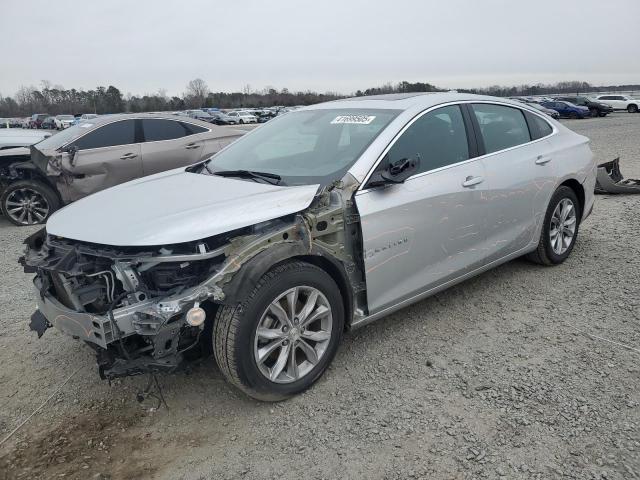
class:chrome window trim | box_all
[356,100,558,194]
[62,117,211,152]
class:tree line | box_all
[1,79,638,118]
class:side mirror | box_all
[63,144,79,165]
[368,156,420,187]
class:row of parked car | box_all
[178,106,300,125]
[2,107,301,130]
[510,94,640,119]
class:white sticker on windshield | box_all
[79,123,93,128]
[331,115,376,125]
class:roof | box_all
[84,112,214,129]
[306,92,522,112]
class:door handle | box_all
[462,175,484,188]
[535,155,551,165]
[120,152,137,159]
[185,143,200,150]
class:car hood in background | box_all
[46,169,320,246]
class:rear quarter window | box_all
[524,111,553,140]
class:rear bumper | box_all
[581,163,597,222]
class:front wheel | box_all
[628,104,638,113]
[1,179,60,226]
[527,186,580,266]
[590,109,599,117]
[213,261,344,401]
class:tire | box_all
[213,260,344,401]
[526,186,580,266]
[590,109,599,117]
[239,119,244,124]
[628,104,638,113]
[569,112,579,119]
[1,179,60,226]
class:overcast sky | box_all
[3,0,639,97]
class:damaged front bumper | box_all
[20,184,364,380]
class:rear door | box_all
[139,118,208,175]
[58,119,142,202]
[355,104,491,314]
[468,103,556,262]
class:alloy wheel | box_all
[4,187,50,225]
[549,198,576,255]
[254,286,333,384]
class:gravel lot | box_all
[1,113,639,480]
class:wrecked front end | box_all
[20,184,365,380]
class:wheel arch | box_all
[220,243,354,329]
[559,178,585,222]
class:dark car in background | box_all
[555,96,613,117]
[540,100,591,119]
[28,114,49,129]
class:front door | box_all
[58,119,143,202]
[355,104,490,314]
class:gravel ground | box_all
[0,113,639,480]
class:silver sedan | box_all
[23,92,596,400]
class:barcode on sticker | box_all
[331,115,376,125]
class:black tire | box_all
[239,119,244,124]
[213,260,344,401]
[598,112,607,117]
[569,112,579,119]
[1,179,60,226]
[526,186,581,266]
[590,109,599,117]
[628,104,638,113]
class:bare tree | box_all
[184,78,209,108]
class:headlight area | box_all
[20,229,227,379]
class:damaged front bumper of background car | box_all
[20,180,366,380]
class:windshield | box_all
[57,115,74,120]
[206,108,400,186]
[34,123,92,150]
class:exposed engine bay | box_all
[20,178,366,379]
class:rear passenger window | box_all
[142,119,189,141]
[74,120,136,150]
[524,111,553,140]
[386,105,469,174]
[182,122,207,135]
[471,104,531,154]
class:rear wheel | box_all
[590,108,599,117]
[1,180,60,226]
[527,186,580,266]
[213,261,344,401]
[569,112,579,119]
[628,104,638,113]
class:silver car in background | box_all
[22,93,596,401]
[2,114,245,225]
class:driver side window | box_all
[74,120,136,150]
[386,105,470,175]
